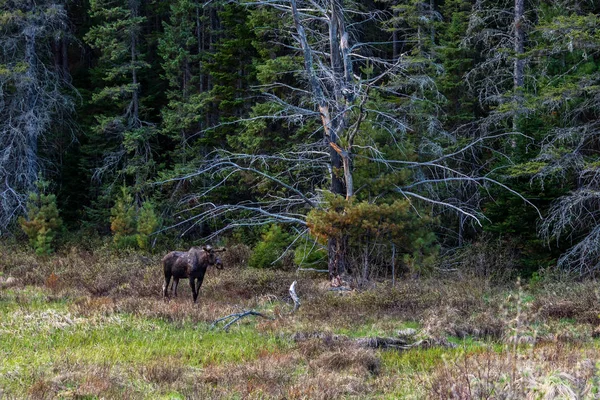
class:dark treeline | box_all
[2,0,600,282]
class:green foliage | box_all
[110,187,137,249]
[136,202,159,250]
[248,224,292,269]
[13,0,600,279]
[83,0,156,208]
[18,179,63,256]
[294,241,327,269]
[110,187,159,250]
[307,194,438,272]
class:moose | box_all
[162,245,226,302]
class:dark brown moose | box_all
[162,245,226,302]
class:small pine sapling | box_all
[18,178,63,255]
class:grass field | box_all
[1,243,600,399]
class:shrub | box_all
[306,194,438,280]
[294,241,327,270]
[18,179,63,255]
[437,233,519,282]
[110,187,137,248]
[136,202,159,250]
[222,244,252,268]
[110,187,160,250]
[248,224,292,269]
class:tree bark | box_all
[392,4,400,60]
[513,0,525,132]
[24,24,39,187]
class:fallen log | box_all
[355,337,412,350]
[291,331,456,350]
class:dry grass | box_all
[426,343,600,399]
[2,242,600,398]
[26,363,128,400]
[193,347,378,400]
[532,281,600,324]
[139,357,188,385]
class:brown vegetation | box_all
[1,242,600,398]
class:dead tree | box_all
[160,0,537,284]
[0,1,73,229]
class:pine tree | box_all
[158,0,204,165]
[18,178,63,255]
[532,3,600,276]
[85,0,155,203]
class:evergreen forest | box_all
[3,0,600,280]
[5,1,600,398]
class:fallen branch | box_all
[328,287,352,292]
[211,310,274,332]
[289,280,301,312]
[296,268,329,273]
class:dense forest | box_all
[2,0,600,282]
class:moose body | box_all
[163,245,225,302]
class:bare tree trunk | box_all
[458,214,465,247]
[196,4,204,95]
[131,35,140,125]
[513,0,525,132]
[207,6,219,127]
[61,36,69,81]
[53,37,61,74]
[327,0,352,281]
[391,243,396,287]
[430,0,435,45]
[362,242,369,283]
[328,235,349,282]
[392,5,399,60]
[24,25,39,187]
[128,0,140,126]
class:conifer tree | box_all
[533,3,600,276]
[85,0,154,203]
[158,0,204,164]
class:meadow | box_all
[1,243,600,399]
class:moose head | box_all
[201,245,226,270]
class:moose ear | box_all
[202,245,213,252]
[215,247,226,253]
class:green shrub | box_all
[248,224,292,269]
[18,179,63,255]
[110,187,160,250]
[136,202,159,250]
[306,193,438,277]
[294,241,327,269]
[110,187,137,249]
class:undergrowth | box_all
[1,242,599,398]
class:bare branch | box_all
[211,310,274,332]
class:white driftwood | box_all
[289,280,301,312]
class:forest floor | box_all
[1,243,600,399]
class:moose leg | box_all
[190,278,199,303]
[172,278,180,297]
[193,273,205,303]
[163,273,172,298]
